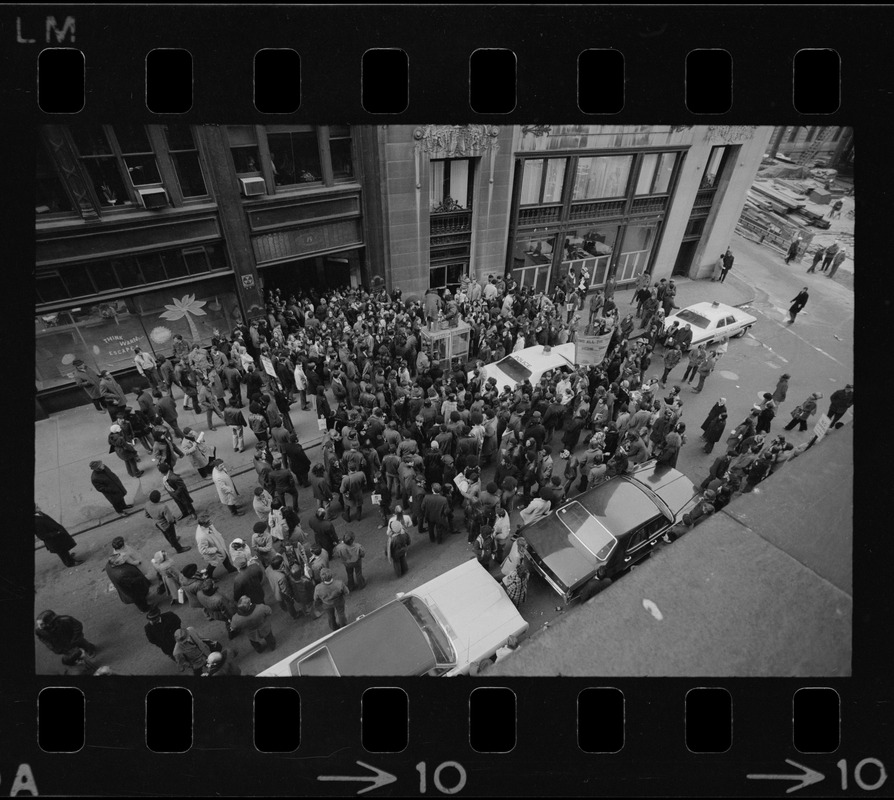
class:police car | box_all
[662,301,757,347]
[470,342,577,392]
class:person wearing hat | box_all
[202,648,241,677]
[772,374,790,407]
[99,370,128,421]
[211,459,243,516]
[230,595,276,653]
[181,428,214,478]
[232,546,267,606]
[34,504,82,568]
[827,384,854,428]
[89,460,133,515]
[157,462,197,520]
[104,538,153,613]
[313,568,350,632]
[784,391,823,432]
[35,610,96,661]
[107,423,143,478]
[144,605,182,661]
[195,514,237,578]
[172,627,215,675]
[755,400,777,435]
[144,490,191,553]
[71,359,105,412]
[787,287,810,324]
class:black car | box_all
[521,462,699,602]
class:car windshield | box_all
[294,646,339,676]
[494,355,532,383]
[556,501,618,562]
[401,596,456,666]
[675,309,711,329]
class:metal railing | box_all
[518,205,562,225]
[430,209,473,235]
[569,199,626,220]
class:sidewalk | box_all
[35,393,329,536]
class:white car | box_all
[256,559,528,677]
[470,342,577,392]
[662,301,757,347]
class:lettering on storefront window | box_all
[102,334,143,357]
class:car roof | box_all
[290,599,437,676]
[676,302,737,317]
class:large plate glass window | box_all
[573,155,633,200]
[635,152,678,195]
[616,224,657,282]
[164,125,208,197]
[266,125,323,186]
[559,224,619,291]
[520,158,567,205]
[511,231,554,293]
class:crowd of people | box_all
[38,266,854,676]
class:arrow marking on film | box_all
[318,761,398,795]
[747,759,825,793]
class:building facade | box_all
[767,125,854,171]
[35,123,771,413]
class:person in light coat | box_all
[151,550,183,605]
[194,514,238,578]
[180,428,213,478]
[211,459,243,516]
[293,361,310,410]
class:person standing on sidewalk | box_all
[34,505,82,567]
[133,347,161,390]
[223,396,247,453]
[157,463,197,520]
[195,514,238,578]
[144,490,192,553]
[807,246,825,274]
[211,459,244,516]
[99,371,128,421]
[660,346,682,388]
[787,287,809,324]
[719,248,734,282]
[143,606,182,662]
[230,595,276,654]
[821,240,840,272]
[105,424,143,481]
[826,384,854,428]
[72,360,105,412]
[89,460,133,515]
[827,247,847,278]
[333,532,366,590]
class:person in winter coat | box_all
[702,412,728,454]
[172,627,214,676]
[772,374,790,406]
[90,460,133,515]
[99,371,128,420]
[34,505,82,567]
[150,428,181,470]
[107,424,143,478]
[692,351,720,393]
[519,496,551,526]
[151,551,184,605]
[222,397,247,453]
[787,288,809,324]
[105,542,153,612]
[827,247,847,278]
[211,460,243,516]
[740,451,775,493]
[145,490,191,553]
[71,359,105,412]
[157,463,197,519]
[196,579,237,639]
[756,400,776,435]
[202,648,242,677]
[700,399,727,437]
[660,346,682,388]
[181,429,213,478]
[35,610,97,659]
[385,506,412,577]
[655,425,683,468]
[195,514,237,578]
[176,563,208,615]
[784,392,822,432]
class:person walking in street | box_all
[807,246,825,274]
[172,627,215,676]
[333,532,366,591]
[202,649,242,677]
[72,359,105,412]
[784,235,803,265]
[772,373,790,407]
[230,596,276,653]
[145,490,192,553]
[821,240,840,272]
[99,371,128,421]
[719,248,734,282]
[195,514,238,578]
[181,429,214,478]
[308,507,340,556]
[35,610,97,662]
[827,384,854,428]
[89,460,133,515]
[692,350,720,393]
[784,392,822,432]
[385,506,412,577]
[108,424,144,478]
[660,346,682,389]
[756,401,777,435]
[150,428,181,471]
[281,434,312,487]
[34,504,82,567]
[104,541,153,612]
[313,568,350,632]
[133,347,161,390]
[156,390,184,439]
[198,380,225,432]
[157,463,197,520]
[682,344,707,384]
[223,397,247,453]
[211,459,243,516]
[787,288,809,324]
[827,247,847,278]
[144,606,182,661]
[702,411,728,454]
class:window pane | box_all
[183,249,210,275]
[446,262,465,285]
[653,152,677,194]
[89,261,119,292]
[172,151,207,197]
[559,225,618,290]
[231,146,261,173]
[71,126,112,156]
[138,253,167,284]
[430,160,446,210]
[573,156,632,200]
[702,147,726,189]
[82,158,129,207]
[448,160,470,209]
[160,251,188,279]
[206,243,228,270]
[36,143,72,214]
[227,126,257,146]
[114,124,152,154]
[36,274,67,303]
[114,257,143,287]
[543,159,565,203]
[520,159,543,205]
[329,125,351,138]
[123,154,161,186]
[62,266,94,299]
[268,132,321,185]
[430,266,446,288]
[635,153,659,195]
[512,233,555,273]
[330,137,353,179]
[164,124,196,151]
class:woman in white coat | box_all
[151,550,183,605]
[519,496,551,526]
[194,513,237,578]
[211,459,243,516]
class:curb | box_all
[37,431,328,548]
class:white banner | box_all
[574,332,613,366]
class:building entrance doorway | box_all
[672,240,699,277]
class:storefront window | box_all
[267,127,322,186]
[511,232,555,293]
[573,155,632,200]
[36,275,241,391]
[36,142,73,215]
[615,225,656,282]
[558,225,619,290]
[164,125,208,198]
[329,125,354,179]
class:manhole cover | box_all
[718,370,739,380]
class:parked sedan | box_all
[662,301,757,347]
[471,342,577,392]
[257,560,528,677]
[522,462,699,603]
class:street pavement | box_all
[34,231,852,676]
